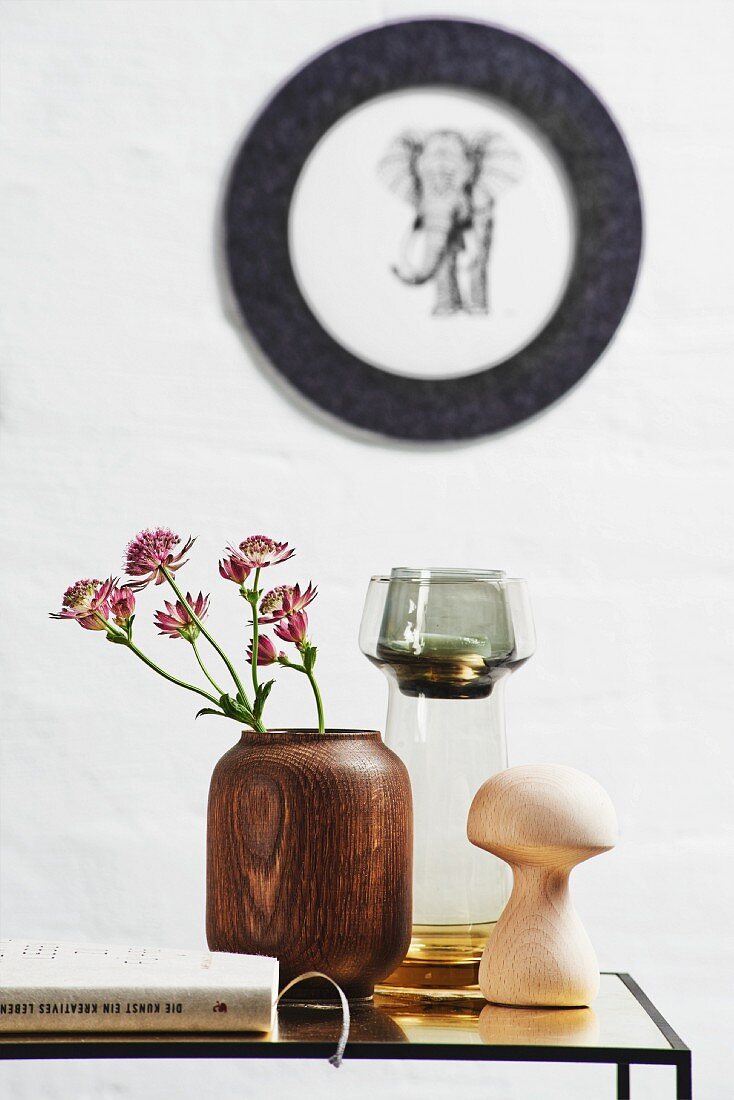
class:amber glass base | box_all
[377,921,495,998]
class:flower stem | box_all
[125,638,221,707]
[161,565,252,709]
[306,667,325,734]
[192,639,225,696]
[250,567,261,696]
[278,657,326,734]
[95,615,223,709]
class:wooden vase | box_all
[206,729,413,1001]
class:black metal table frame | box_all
[0,974,692,1099]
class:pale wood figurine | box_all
[467,764,618,1008]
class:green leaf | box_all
[254,679,275,720]
[195,708,230,721]
[219,693,255,725]
[303,645,317,673]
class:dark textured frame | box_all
[224,19,642,441]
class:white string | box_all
[276,971,350,1068]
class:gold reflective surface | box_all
[0,976,672,1052]
[378,921,495,992]
[378,975,670,1050]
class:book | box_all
[0,939,279,1033]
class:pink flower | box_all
[50,578,115,631]
[246,635,282,666]
[218,549,252,586]
[110,586,136,626]
[259,582,317,623]
[274,611,309,647]
[237,535,295,569]
[124,528,195,590]
[154,591,209,642]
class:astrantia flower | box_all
[218,549,252,586]
[125,528,195,590]
[50,578,115,631]
[237,535,295,569]
[246,635,282,666]
[110,586,136,627]
[274,611,309,647]
[154,591,209,642]
[259,582,317,624]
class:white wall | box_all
[1,1,732,1097]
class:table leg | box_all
[676,1055,692,1099]
[617,1062,630,1100]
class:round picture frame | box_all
[224,19,642,442]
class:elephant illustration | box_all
[378,129,522,316]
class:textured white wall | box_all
[1,1,732,1097]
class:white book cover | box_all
[0,940,279,1033]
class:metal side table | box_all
[0,973,692,1098]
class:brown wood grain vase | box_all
[206,729,413,1000]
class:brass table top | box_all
[0,974,685,1060]
[0,974,694,1097]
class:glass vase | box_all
[359,568,534,995]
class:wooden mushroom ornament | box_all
[467,764,618,1008]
